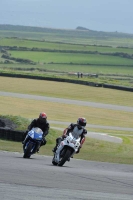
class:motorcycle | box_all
[23,127,43,158]
[52,132,81,166]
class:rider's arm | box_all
[80,129,87,147]
[80,137,85,147]
[28,119,36,131]
[76,132,87,154]
[62,123,75,137]
[43,123,50,137]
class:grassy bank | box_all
[0,77,133,106]
[1,136,133,164]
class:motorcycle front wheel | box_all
[23,143,33,158]
[52,157,58,166]
[58,148,72,166]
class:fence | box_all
[0,128,24,142]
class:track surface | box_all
[0,91,133,112]
[0,151,133,200]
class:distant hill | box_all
[76,26,90,31]
[0,24,133,42]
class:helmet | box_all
[77,117,87,128]
[39,112,47,123]
[39,112,47,119]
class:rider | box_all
[22,112,50,151]
[52,117,87,154]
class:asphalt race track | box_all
[0,151,133,200]
[0,91,133,112]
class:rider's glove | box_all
[62,135,67,139]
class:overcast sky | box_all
[0,0,133,33]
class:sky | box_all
[0,0,133,34]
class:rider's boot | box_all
[68,156,73,162]
[52,137,62,152]
[37,139,46,153]
[52,145,57,152]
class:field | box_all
[0,25,133,47]
[7,50,133,66]
[0,30,133,87]
[0,25,133,163]
[0,38,133,54]
[0,27,132,103]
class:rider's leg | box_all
[22,130,28,144]
[22,134,29,145]
[52,137,62,152]
[37,138,47,153]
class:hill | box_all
[0,24,133,39]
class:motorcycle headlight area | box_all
[67,137,76,145]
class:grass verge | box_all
[1,135,133,164]
[0,115,133,164]
[0,96,133,128]
[0,77,133,106]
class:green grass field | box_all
[1,28,133,47]
[1,38,133,54]
[9,50,133,66]
[0,36,133,87]
[1,63,133,76]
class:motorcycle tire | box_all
[23,143,33,158]
[58,148,72,166]
[52,157,58,166]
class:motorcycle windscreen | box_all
[29,127,43,140]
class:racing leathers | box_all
[53,123,87,153]
[22,118,50,147]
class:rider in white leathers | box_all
[52,117,87,153]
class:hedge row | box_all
[103,84,133,92]
[0,72,133,92]
[1,46,133,60]
[0,72,102,87]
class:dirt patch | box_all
[0,117,17,130]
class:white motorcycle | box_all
[52,132,81,166]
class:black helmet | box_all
[77,117,87,127]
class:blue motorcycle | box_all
[23,127,43,158]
